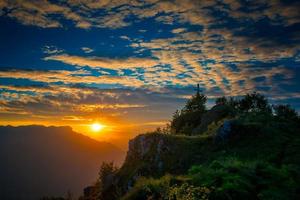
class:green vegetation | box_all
[81,91,300,200]
[189,159,299,200]
[121,175,211,200]
[170,89,207,135]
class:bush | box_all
[121,175,173,200]
[171,110,203,135]
[273,104,298,122]
[238,92,271,113]
[168,183,211,200]
[189,158,299,200]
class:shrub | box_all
[168,183,211,200]
[273,104,298,122]
[189,158,299,200]
[238,92,271,113]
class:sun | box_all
[91,123,104,132]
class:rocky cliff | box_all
[92,132,216,199]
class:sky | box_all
[0,0,299,149]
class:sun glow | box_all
[91,123,105,132]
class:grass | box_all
[117,113,300,199]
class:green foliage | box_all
[202,119,227,137]
[168,183,211,200]
[171,110,203,135]
[215,96,227,105]
[182,92,207,113]
[121,175,173,200]
[170,91,289,136]
[238,92,271,113]
[90,91,300,200]
[121,103,300,199]
[155,123,171,134]
[121,175,211,200]
[122,156,300,200]
[189,158,300,200]
[170,90,207,134]
[273,104,299,121]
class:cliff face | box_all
[83,117,300,200]
[126,134,169,173]
[111,133,215,196]
[83,133,214,200]
[83,106,237,199]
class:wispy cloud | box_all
[1,0,299,133]
[0,69,144,87]
[42,45,64,54]
[44,54,159,69]
[81,47,94,54]
[1,0,299,30]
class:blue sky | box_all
[0,0,299,145]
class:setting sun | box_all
[91,123,105,132]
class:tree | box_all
[182,91,207,113]
[215,96,227,105]
[273,104,298,121]
[85,162,118,200]
[170,87,207,135]
[98,162,118,188]
[172,110,180,121]
[239,92,271,113]
[228,97,239,109]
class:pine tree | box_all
[182,84,207,113]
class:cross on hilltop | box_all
[195,84,201,95]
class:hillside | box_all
[0,125,125,200]
[82,92,300,200]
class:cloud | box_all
[42,45,64,54]
[120,35,131,40]
[0,83,186,127]
[1,0,299,32]
[223,0,300,26]
[0,69,145,87]
[44,54,159,69]
[81,47,94,53]
[172,28,186,34]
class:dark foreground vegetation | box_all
[46,91,300,200]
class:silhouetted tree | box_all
[182,91,207,113]
[84,162,118,200]
[155,123,171,134]
[172,110,180,121]
[239,92,271,113]
[171,86,207,134]
[215,96,227,105]
[65,191,73,200]
[273,104,298,121]
[228,97,239,109]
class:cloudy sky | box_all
[0,0,299,148]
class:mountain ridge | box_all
[0,125,125,200]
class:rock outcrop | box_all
[215,120,235,142]
[106,133,215,198]
[192,104,234,135]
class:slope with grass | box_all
[119,114,300,200]
[82,93,300,200]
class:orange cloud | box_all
[0,70,144,87]
[44,54,159,69]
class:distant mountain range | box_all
[0,125,125,200]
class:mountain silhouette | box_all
[0,125,125,199]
